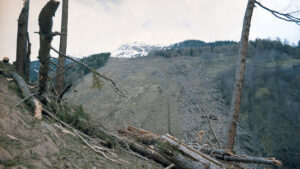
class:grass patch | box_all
[57,104,89,127]
[3,159,17,167]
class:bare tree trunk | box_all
[25,32,31,79]
[38,0,60,94]
[12,72,42,119]
[16,0,30,81]
[226,0,255,150]
[55,0,69,93]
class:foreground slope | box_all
[0,62,163,169]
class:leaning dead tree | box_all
[38,0,60,94]
[226,0,255,150]
[55,0,69,93]
[16,0,30,81]
[226,0,300,150]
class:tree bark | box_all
[38,0,60,94]
[226,0,255,150]
[12,72,42,119]
[55,0,69,93]
[16,0,30,81]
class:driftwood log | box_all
[12,73,42,119]
[38,0,60,94]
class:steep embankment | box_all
[0,62,163,169]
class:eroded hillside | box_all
[66,40,300,168]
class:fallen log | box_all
[120,136,172,167]
[11,73,42,119]
[214,154,282,166]
[163,134,223,168]
[120,126,223,169]
[199,147,282,166]
[200,147,231,156]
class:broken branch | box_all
[199,102,221,149]
[50,46,126,97]
[255,1,300,25]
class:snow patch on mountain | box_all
[111,42,162,58]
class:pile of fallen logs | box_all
[118,126,282,169]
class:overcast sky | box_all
[0,0,299,62]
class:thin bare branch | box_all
[255,1,300,25]
[49,64,74,82]
[199,102,221,149]
[50,61,58,67]
[50,46,126,97]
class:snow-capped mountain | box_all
[111,42,162,58]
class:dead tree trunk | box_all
[25,34,31,79]
[12,72,42,119]
[16,0,30,81]
[55,0,69,93]
[226,0,255,150]
[38,0,60,94]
